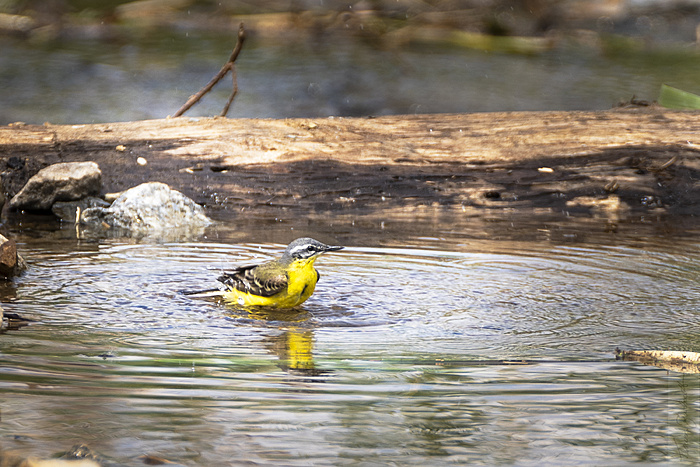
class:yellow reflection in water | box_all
[224,303,320,375]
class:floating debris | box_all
[615,348,700,374]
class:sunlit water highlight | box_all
[0,232,698,465]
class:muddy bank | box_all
[1,108,699,239]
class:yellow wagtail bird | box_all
[191,237,343,308]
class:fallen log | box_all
[1,108,698,232]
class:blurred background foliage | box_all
[3,0,700,47]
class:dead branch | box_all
[220,65,238,117]
[173,23,246,118]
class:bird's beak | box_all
[323,245,344,252]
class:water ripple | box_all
[1,236,698,466]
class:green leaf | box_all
[659,84,700,110]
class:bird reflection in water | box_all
[223,304,330,377]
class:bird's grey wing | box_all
[217,264,288,297]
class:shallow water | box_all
[0,220,698,465]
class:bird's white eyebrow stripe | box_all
[289,244,310,255]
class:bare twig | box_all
[220,65,238,117]
[656,155,678,172]
[173,23,246,118]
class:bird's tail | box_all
[180,288,225,298]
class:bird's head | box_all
[282,237,343,264]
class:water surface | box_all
[0,221,698,465]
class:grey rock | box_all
[10,161,102,211]
[80,182,211,236]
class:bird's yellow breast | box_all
[223,258,319,308]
